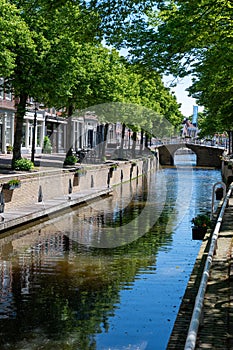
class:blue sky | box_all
[163,75,200,118]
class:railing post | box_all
[211,182,226,220]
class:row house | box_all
[0,88,119,155]
[0,78,15,153]
[0,92,68,154]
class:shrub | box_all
[64,155,77,166]
[14,158,34,171]
[43,136,52,154]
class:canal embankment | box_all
[0,154,158,232]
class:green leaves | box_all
[0,0,35,77]
[113,0,233,132]
[1,0,183,165]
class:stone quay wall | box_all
[0,156,158,212]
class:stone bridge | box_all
[157,143,225,167]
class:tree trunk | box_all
[145,133,149,148]
[140,129,144,154]
[101,123,109,159]
[119,123,126,159]
[131,131,137,158]
[12,93,27,169]
[66,103,74,151]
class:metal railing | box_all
[184,183,233,350]
[211,182,226,220]
[152,136,226,149]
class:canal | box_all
[0,154,221,350]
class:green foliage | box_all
[104,0,232,132]
[191,214,211,228]
[4,0,100,164]
[7,179,20,186]
[1,0,183,167]
[195,112,223,138]
[14,158,34,171]
[64,155,77,166]
[6,145,13,152]
[43,136,52,154]
[3,178,21,190]
[0,0,35,77]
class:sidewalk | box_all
[167,198,233,349]
[0,151,114,233]
[0,187,113,233]
[196,197,233,349]
[0,153,66,177]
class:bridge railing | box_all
[151,136,227,149]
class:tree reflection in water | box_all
[0,167,221,349]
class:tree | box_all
[114,0,233,132]
[90,0,232,134]
[1,0,99,167]
[1,0,183,166]
[188,42,233,129]
[0,0,35,77]
[74,51,183,159]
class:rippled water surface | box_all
[0,156,221,350]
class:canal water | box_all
[0,154,221,350]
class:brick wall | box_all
[0,157,158,212]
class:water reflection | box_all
[174,150,197,166]
[0,162,221,349]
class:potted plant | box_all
[63,155,78,166]
[6,145,13,154]
[191,214,211,240]
[3,179,21,190]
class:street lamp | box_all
[31,103,38,164]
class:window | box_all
[37,123,41,146]
[58,124,65,151]
[5,82,12,100]
[5,115,13,145]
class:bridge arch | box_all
[174,147,197,166]
[157,143,224,168]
